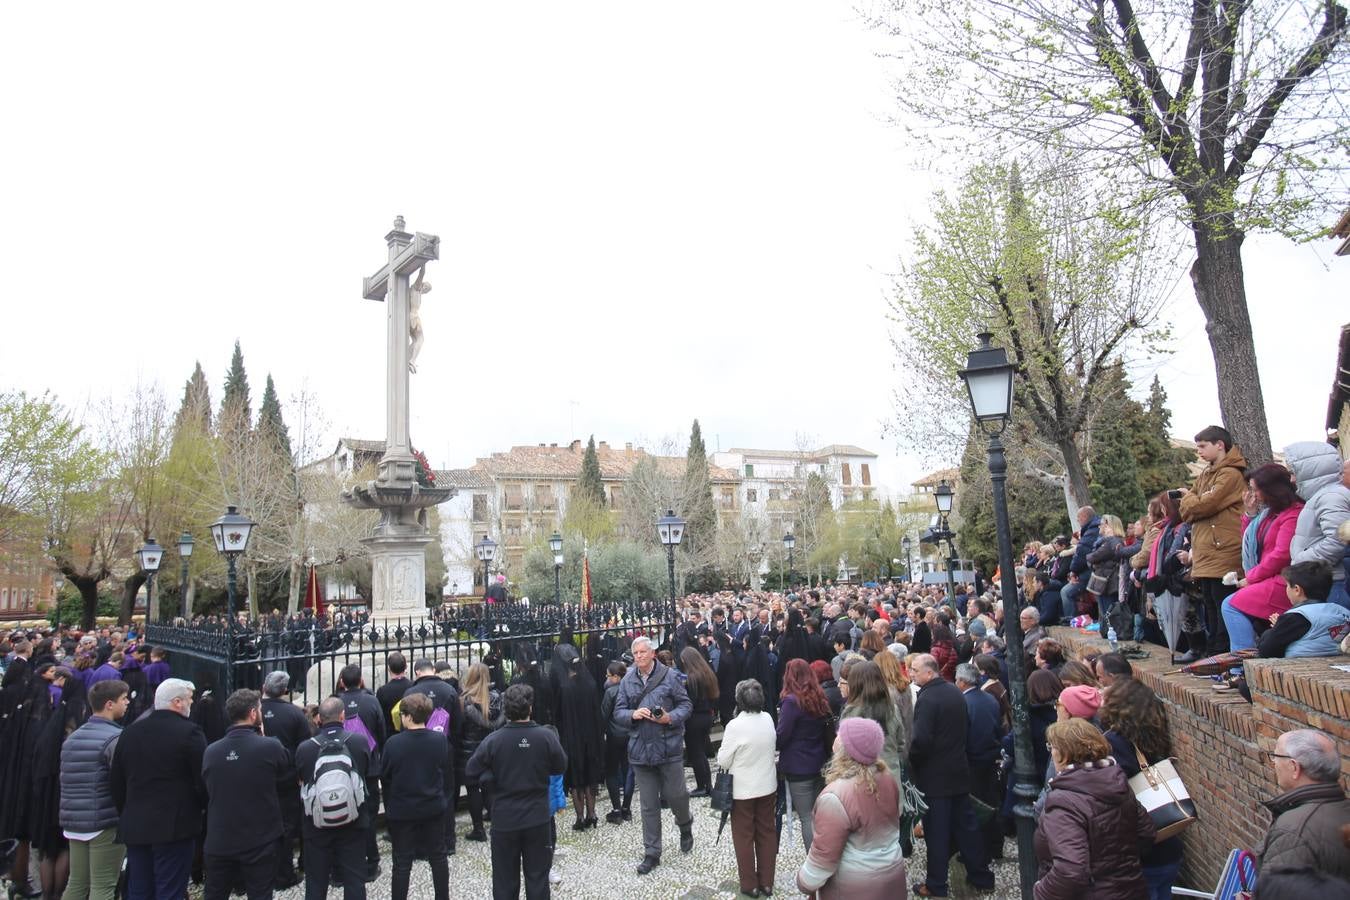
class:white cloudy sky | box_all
[1,3,1345,498]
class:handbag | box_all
[710,768,734,813]
[1086,572,1109,596]
[1128,745,1197,841]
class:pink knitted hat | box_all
[1059,684,1102,719]
[838,716,885,766]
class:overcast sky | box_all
[2,3,1345,500]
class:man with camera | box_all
[611,635,695,875]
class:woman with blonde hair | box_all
[872,650,913,758]
[1034,718,1153,899]
[458,661,503,841]
[796,717,906,899]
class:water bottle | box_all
[1107,625,1118,651]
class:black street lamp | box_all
[902,535,913,583]
[959,330,1035,900]
[210,507,255,623]
[782,532,795,589]
[475,535,497,598]
[656,509,686,602]
[176,532,194,621]
[549,531,564,605]
[933,480,958,606]
[51,571,64,632]
[136,537,165,622]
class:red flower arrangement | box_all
[411,448,436,487]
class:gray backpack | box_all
[303,733,365,828]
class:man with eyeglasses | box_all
[1257,728,1349,880]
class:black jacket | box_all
[338,688,388,773]
[381,728,451,822]
[261,698,312,769]
[908,678,970,799]
[201,725,291,855]
[111,709,208,844]
[1070,518,1101,577]
[465,721,566,832]
[376,677,412,731]
[459,691,504,766]
[295,723,372,830]
[961,686,1004,767]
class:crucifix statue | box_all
[362,216,440,488]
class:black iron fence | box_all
[145,600,677,706]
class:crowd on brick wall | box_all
[0,423,1347,900]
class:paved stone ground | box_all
[250,775,1021,899]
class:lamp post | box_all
[959,330,1035,900]
[902,535,913,584]
[210,506,255,623]
[933,480,958,607]
[176,532,194,621]
[475,535,497,599]
[136,537,164,622]
[656,509,685,603]
[782,532,795,590]
[549,531,564,605]
[51,571,65,632]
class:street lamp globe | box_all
[958,331,1015,426]
[656,510,686,546]
[548,532,564,554]
[475,535,497,563]
[177,532,194,559]
[902,536,912,554]
[210,506,256,557]
[782,533,795,552]
[934,480,955,515]
[137,537,165,573]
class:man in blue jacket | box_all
[612,636,695,875]
[956,663,1005,862]
[1060,507,1100,623]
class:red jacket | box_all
[930,640,957,682]
[1230,503,1304,621]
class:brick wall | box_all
[1049,627,1350,892]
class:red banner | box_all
[582,549,592,609]
[304,564,324,617]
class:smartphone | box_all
[1167,489,1183,500]
[649,706,664,719]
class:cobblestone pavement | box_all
[251,778,1020,899]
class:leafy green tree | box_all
[256,374,292,460]
[0,391,99,548]
[174,361,212,435]
[957,426,1071,573]
[577,436,606,508]
[874,0,1349,465]
[682,420,718,554]
[1089,417,1148,524]
[1138,376,1194,499]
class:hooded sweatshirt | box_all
[1284,442,1350,582]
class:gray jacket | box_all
[612,660,691,766]
[1285,442,1350,581]
[60,716,122,833]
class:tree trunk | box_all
[1189,222,1274,466]
[287,558,302,615]
[120,573,145,627]
[73,576,101,631]
[184,579,196,619]
[1057,435,1093,523]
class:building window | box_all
[746,489,758,503]
[0,588,7,609]
[720,486,735,509]
[841,463,852,485]
[768,489,781,501]
[503,484,524,511]
[744,464,754,477]
[472,494,487,523]
[861,464,871,486]
[535,484,555,509]
[609,485,622,508]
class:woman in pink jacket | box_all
[1222,464,1304,651]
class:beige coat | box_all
[1179,447,1248,578]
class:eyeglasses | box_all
[1262,750,1294,763]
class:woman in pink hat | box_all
[796,717,906,900]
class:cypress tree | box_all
[577,436,606,507]
[174,361,212,435]
[256,374,292,459]
[219,340,252,429]
[1089,417,1148,523]
[683,419,718,551]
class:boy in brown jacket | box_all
[1178,425,1247,655]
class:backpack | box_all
[342,708,377,752]
[303,733,365,828]
[427,705,450,735]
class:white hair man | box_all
[1257,729,1349,878]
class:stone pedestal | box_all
[363,532,433,622]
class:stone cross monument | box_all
[343,217,455,621]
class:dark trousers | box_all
[969,762,1004,860]
[302,823,365,900]
[204,842,276,900]
[1199,578,1235,655]
[604,735,632,810]
[276,786,302,883]
[684,713,713,791]
[729,793,778,894]
[388,817,448,900]
[363,777,381,874]
[126,838,195,900]
[489,822,552,900]
[922,794,994,893]
[465,779,491,834]
[441,770,459,852]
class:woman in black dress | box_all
[551,644,604,829]
[30,669,89,900]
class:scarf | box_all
[1242,508,1269,573]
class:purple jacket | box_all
[143,660,171,688]
[86,663,121,687]
[776,693,830,777]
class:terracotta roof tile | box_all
[438,468,493,489]
[472,444,739,483]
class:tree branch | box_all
[1226,0,1349,180]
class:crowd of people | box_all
[0,424,1346,900]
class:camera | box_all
[649,706,664,719]
[1167,489,1183,500]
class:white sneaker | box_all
[549,868,563,885]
